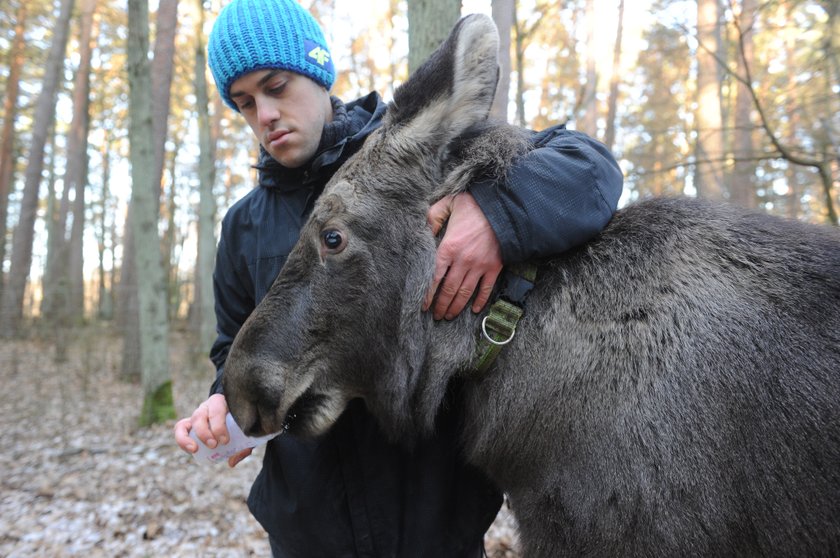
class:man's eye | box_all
[268,84,286,95]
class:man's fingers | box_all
[427,195,454,235]
[203,393,229,445]
[207,393,228,414]
[432,264,468,320]
[424,253,451,311]
[189,404,215,448]
[174,418,197,453]
[174,395,231,457]
[471,269,501,313]
[208,409,229,446]
[441,270,484,320]
[188,394,229,449]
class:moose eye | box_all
[321,229,346,253]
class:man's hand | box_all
[423,192,503,320]
[173,393,252,468]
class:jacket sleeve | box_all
[469,127,623,263]
[208,218,255,396]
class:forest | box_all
[0,0,837,555]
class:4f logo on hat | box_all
[304,39,334,73]
[309,46,330,65]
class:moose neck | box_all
[394,303,484,438]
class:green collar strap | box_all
[469,262,537,376]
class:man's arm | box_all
[470,128,623,262]
[424,128,623,320]
[174,221,256,467]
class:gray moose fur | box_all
[222,14,840,557]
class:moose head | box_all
[222,15,510,440]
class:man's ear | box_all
[385,14,500,147]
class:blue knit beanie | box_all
[208,0,335,110]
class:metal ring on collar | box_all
[481,316,516,346]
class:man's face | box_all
[229,70,332,169]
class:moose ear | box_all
[386,14,500,145]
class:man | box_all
[174,0,623,556]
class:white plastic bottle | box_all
[189,412,279,465]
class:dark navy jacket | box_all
[209,92,623,557]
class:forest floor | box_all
[0,326,520,557]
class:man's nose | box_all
[256,98,279,127]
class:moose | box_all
[222,14,840,557]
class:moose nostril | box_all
[240,404,275,437]
[242,413,263,437]
[227,394,259,438]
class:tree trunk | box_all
[162,142,179,321]
[818,161,838,225]
[117,232,141,379]
[577,0,599,136]
[128,0,174,426]
[490,0,513,121]
[152,0,179,203]
[194,0,218,352]
[387,0,402,95]
[513,6,526,126]
[97,132,114,320]
[42,137,62,323]
[0,1,28,289]
[407,0,462,73]
[0,0,75,338]
[730,0,757,209]
[42,156,74,322]
[603,0,625,151]
[120,0,179,379]
[67,0,99,322]
[42,0,97,326]
[819,3,839,223]
[694,0,726,200]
